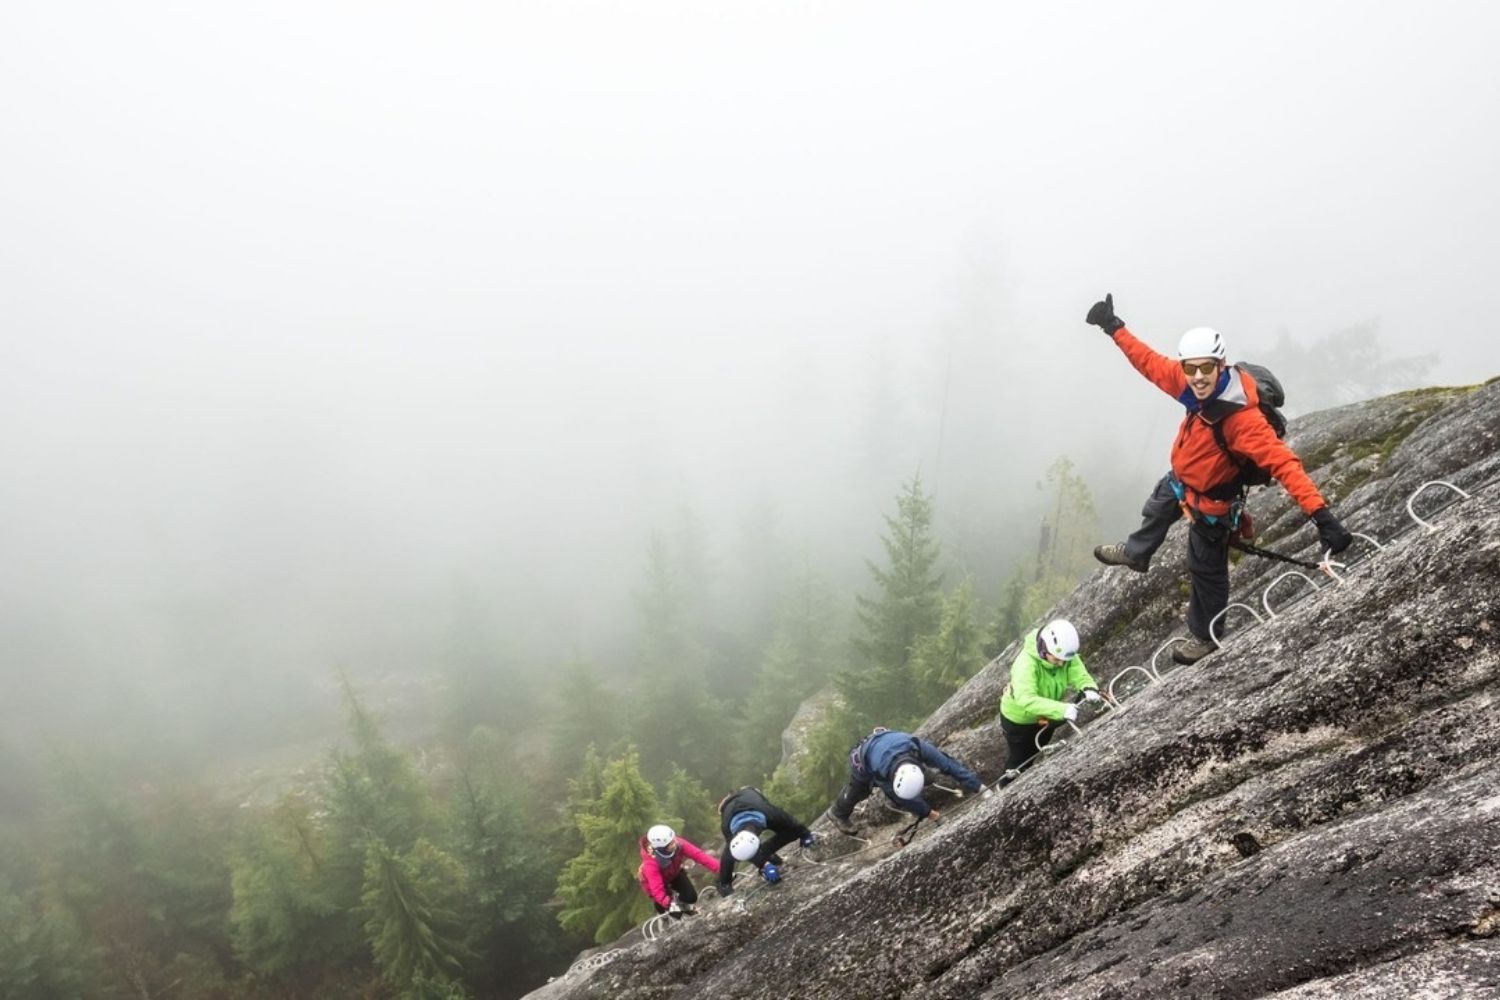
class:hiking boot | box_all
[830,814,856,836]
[1171,635,1218,665]
[1094,543,1148,573]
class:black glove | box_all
[1311,507,1353,555]
[1085,293,1125,335]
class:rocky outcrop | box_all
[530,379,1500,1000]
[777,684,845,788]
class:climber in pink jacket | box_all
[637,823,721,918]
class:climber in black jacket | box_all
[714,786,814,895]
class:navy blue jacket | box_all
[852,730,981,818]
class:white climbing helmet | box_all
[647,824,676,851]
[730,830,761,862]
[1177,326,1227,361]
[892,762,925,800]
[1040,619,1081,660]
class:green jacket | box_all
[999,629,1099,725]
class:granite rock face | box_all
[529,380,1500,1000]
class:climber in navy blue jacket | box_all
[828,728,982,833]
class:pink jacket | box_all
[636,835,720,908]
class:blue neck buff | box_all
[1178,368,1231,412]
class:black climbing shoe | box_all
[830,814,856,836]
[1172,636,1218,664]
[1094,543,1148,573]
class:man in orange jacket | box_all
[1085,293,1353,664]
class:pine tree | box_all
[736,568,839,778]
[228,799,350,978]
[911,578,986,715]
[446,727,569,993]
[556,745,608,862]
[360,837,471,997]
[0,879,102,999]
[556,748,660,944]
[323,675,433,943]
[842,475,945,726]
[1023,457,1098,619]
[987,574,1029,659]
[628,536,718,785]
[662,766,718,847]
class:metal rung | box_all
[1262,570,1321,617]
[1108,664,1157,705]
[1406,479,1473,533]
[1318,531,1384,583]
[1209,601,1266,646]
[1151,636,1190,679]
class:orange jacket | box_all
[1112,327,1326,517]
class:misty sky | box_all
[3,2,1498,762]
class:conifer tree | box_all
[629,537,718,785]
[548,659,622,778]
[0,880,102,1000]
[842,475,944,726]
[556,745,608,861]
[447,727,569,991]
[911,577,986,714]
[987,575,1029,658]
[360,838,471,997]
[323,676,434,950]
[736,568,839,777]
[1024,457,1098,618]
[229,801,349,978]
[556,748,660,944]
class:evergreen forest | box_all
[0,467,1099,999]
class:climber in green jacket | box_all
[997,619,1102,786]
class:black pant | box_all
[1125,473,1231,641]
[831,774,874,822]
[1185,517,1231,641]
[1122,473,1182,566]
[1001,715,1055,772]
[652,870,698,914]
